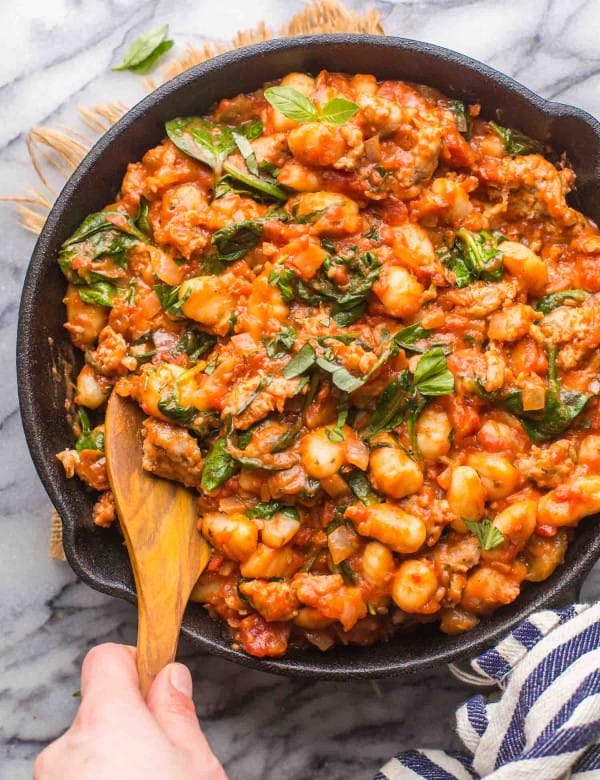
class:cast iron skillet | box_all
[17,35,600,679]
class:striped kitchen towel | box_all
[376,602,600,779]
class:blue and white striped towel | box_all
[375,603,600,780]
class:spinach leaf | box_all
[165,117,235,173]
[247,501,299,521]
[154,283,189,318]
[77,281,120,308]
[300,249,382,315]
[157,394,200,427]
[112,25,174,74]
[439,228,504,288]
[282,343,316,378]
[346,470,379,506]
[232,130,260,176]
[326,395,349,442]
[211,219,263,261]
[264,325,297,358]
[463,518,505,551]
[475,348,590,443]
[268,268,296,302]
[235,376,270,415]
[449,99,471,138]
[166,115,286,201]
[135,197,152,237]
[392,323,433,352]
[175,328,216,361]
[364,224,381,242]
[489,121,543,156]
[264,87,359,126]
[413,347,455,396]
[331,304,366,327]
[201,438,238,492]
[59,211,148,284]
[360,373,415,438]
[536,289,589,314]
[75,409,104,452]
[220,161,287,202]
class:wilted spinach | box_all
[59,211,149,284]
[165,116,287,202]
[475,347,590,443]
[201,437,238,492]
[536,289,589,315]
[77,281,120,308]
[439,228,504,288]
[154,283,190,318]
[489,121,543,157]
[75,409,104,452]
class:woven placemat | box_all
[6,0,385,561]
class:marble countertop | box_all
[2,1,600,777]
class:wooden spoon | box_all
[105,393,210,697]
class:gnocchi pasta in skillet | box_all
[57,70,600,657]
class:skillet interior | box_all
[17,34,600,679]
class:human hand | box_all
[34,643,228,780]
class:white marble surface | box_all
[2,1,600,778]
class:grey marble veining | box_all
[2,1,600,778]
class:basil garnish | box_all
[112,25,174,74]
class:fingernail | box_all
[169,663,193,697]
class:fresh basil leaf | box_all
[211,219,263,261]
[75,409,104,452]
[536,289,589,315]
[320,97,359,126]
[77,282,120,308]
[489,121,543,156]
[449,99,471,137]
[413,347,455,396]
[282,343,316,378]
[112,25,173,73]
[264,86,319,123]
[154,283,189,318]
[201,438,238,492]
[463,518,505,551]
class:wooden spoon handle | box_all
[136,589,183,698]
